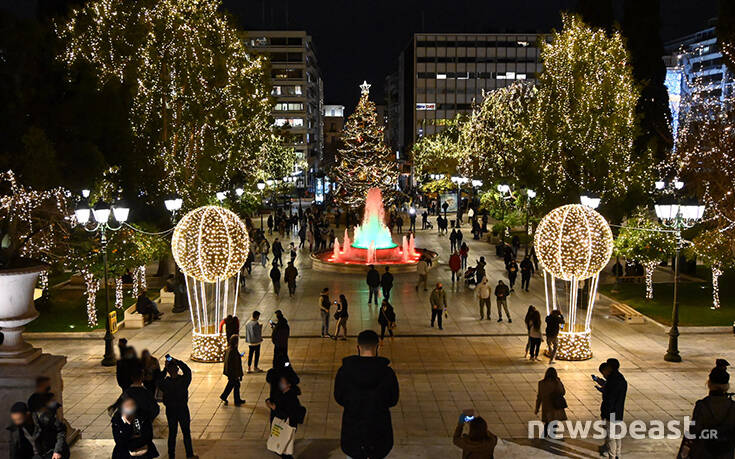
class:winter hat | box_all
[710,359,731,385]
[10,402,28,414]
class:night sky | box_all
[223,0,720,111]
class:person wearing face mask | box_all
[8,401,69,459]
[111,397,158,459]
[334,330,400,459]
[265,375,307,459]
[109,365,160,422]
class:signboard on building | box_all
[416,103,436,111]
[440,193,458,212]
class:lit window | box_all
[272,86,282,95]
[516,73,527,80]
[274,118,304,127]
[436,73,447,79]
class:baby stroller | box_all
[464,266,477,288]
[425,219,434,230]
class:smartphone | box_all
[165,354,172,362]
[463,415,475,422]
[284,361,290,367]
[269,319,274,326]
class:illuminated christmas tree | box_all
[58,0,275,208]
[333,81,399,207]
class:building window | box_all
[271,69,303,79]
[274,118,304,127]
[275,102,305,111]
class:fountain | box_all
[311,188,437,273]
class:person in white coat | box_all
[475,277,492,320]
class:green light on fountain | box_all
[351,188,398,249]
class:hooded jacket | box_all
[334,355,400,459]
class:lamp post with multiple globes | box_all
[74,199,130,366]
[653,180,704,362]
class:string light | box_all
[537,204,612,361]
[115,277,123,309]
[191,331,228,363]
[57,0,277,207]
[82,269,100,327]
[535,204,613,281]
[136,265,146,295]
[689,229,735,309]
[171,206,249,283]
[333,81,399,207]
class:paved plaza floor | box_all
[26,217,735,458]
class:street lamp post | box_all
[74,199,130,366]
[451,176,469,227]
[256,180,266,229]
[164,196,187,313]
[655,190,704,362]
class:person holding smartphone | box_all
[110,396,158,459]
[158,357,197,459]
[452,409,497,458]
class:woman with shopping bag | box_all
[266,374,306,458]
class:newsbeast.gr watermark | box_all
[528,415,719,440]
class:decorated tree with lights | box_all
[614,209,675,300]
[412,115,466,178]
[532,14,648,213]
[460,82,539,191]
[58,0,275,208]
[332,82,399,207]
[687,228,735,310]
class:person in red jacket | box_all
[449,251,462,284]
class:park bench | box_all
[159,287,174,305]
[615,275,644,284]
[124,304,153,329]
[610,302,645,324]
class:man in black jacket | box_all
[158,358,197,459]
[380,267,394,300]
[8,401,69,459]
[366,265,380,305]
[599,358,627,458]
[334,330,399,459]
[271,310,290,365]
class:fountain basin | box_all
[311,247,438,274]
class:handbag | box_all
[552,391,568,410]
[267,416,296,456]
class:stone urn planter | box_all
[0,265,45,364]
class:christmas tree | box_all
[333,81,399,207]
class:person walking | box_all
[8,401,70,459]
[409,209,417,232]
[158,357,197,459]
[333,294,349,340]
[535,368,568,438]
[452,411,497,458]
[507,258,519,292]
[449,251,462,285]
[319,288,331,338]
[272,238,284,267]
[271,310,290,365]
[270,262,281,296]
[523,305,537,357]
[599,358,628,459]
[110,397,157,459]
[682,360,735,459]
[545,310,565,363]
[415,257,429,292]
[475,257,486,286]
[476,277,492,320]
[456,228,464,248]
[527,308,542,361]
[289,242,297,263]
[494,280,511,323]
[396,215,403,234]
[430,282,447,330]
[245,311,263,373]
[378,300,396,343]
[520,255,534,292]
[265,374,306,459]
[220,335,245,406]
[421,210,428,230]
[459,242,469,270]
[381,266,394,300]
[366,265,380,305]
[449,228,458,253]
[259,238,270,268]
[334,330,400,459]
[267,214,273,235]
[284,261,298,297]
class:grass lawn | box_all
[599,270,735,327]
[27,287,157,333]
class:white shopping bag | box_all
[267,416,295,455]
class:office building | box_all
[245,30,323,185]
[397,33,543,152]
[322,104,344,169]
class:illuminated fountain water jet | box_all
[311,188,437,273]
